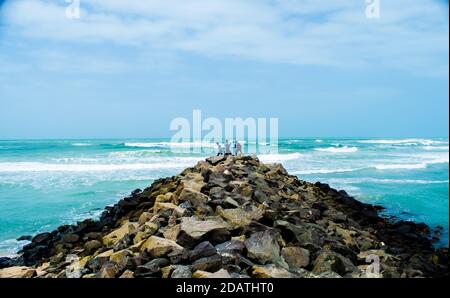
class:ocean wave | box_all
[71,143,92,147]
[422,145,450,151]
[0,161,201,173]
[259,152,303,163]
[109,150,165,158]
[327,177,449,185]
[124,142,217,148]
[358,139,448,146]
[315,146,358,153]
[291,167,363,175]
[0,239,29,258]
[374,163,427,170]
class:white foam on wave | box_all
[109,150,165,158]
[71,143,92,147]
[374,163,427,170]
[0,161,201,173]
[125,142,217,148]
[291,167,363,175]
[0,239,29,258]
[315,146,358,153]
[358,139,448,146]
[423,145,450,151]
[259,152,303,163]
[327,177,449,185]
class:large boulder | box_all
[281,247,310,269]
[312,250,346,276]
[180,217,231,240]
[103,221,138,247]
[251,265,297,278]
[178,188,210,207]
[141,236,184,258]
[245,229,287,267]
[0,266,36,278]
[217,206,264,227]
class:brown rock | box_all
[281,247,310,269]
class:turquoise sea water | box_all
[0,138,448,256]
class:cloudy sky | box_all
[0,0,448,138]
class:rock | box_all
[119,270,135,278]
[193,269,232,278]
[63,233,80,243]
[206,155,226,166]
[245,230,286,267]
[103,221,138,247]
[86,255,110,272]
[134,222,158,244]
[109,249,132,270]
[85,232,103,241]
[253,190,269,203]
[171,265,192,278]
[189,241,217,262]
[17,235,32,241]
[217,206,264,227]
[32,232,52,245]
[0,257,13,269]
[135,258,170,277]
[179,188,210,207]
[182,173,206,192]
[180,216,231,240]
[84,240,102,254]
[99,262,118,278]
[251,265,297,278]
[141,236,184,258]
[216,240,245,255]
[163,224,181,241]
[281,247,310,269]
[317,272,343,278]
[312,250,346,276]
[138,212,153,225]
[192,254,223,272]
[0,266,36,278]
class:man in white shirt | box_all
[216,142,223,156]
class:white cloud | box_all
[1,0,448,76]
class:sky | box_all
[0,0,448,139]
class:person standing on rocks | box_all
[236,141,243,156]
[225,140,232,156]
[216,142,224,156]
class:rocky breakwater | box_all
[0,155,448,278]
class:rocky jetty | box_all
[0,156,448,278]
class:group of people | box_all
[216,140,243,156]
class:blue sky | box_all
[0,0,448,139]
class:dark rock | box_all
[312,250,346,276]
[135,258,170,277]
[32,233,52,245]
[17,235,32,241]
[191,254,223,272]
[171,265,192,278]
[245,229,285,266]
[216,240,245,255]
[189,241,217,262]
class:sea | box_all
[0,138,448,257]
